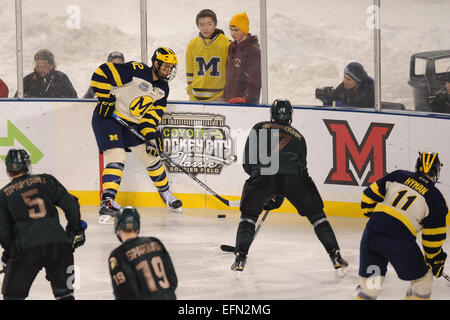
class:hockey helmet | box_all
[5,148,31,172]
[270,99,293,123]
[114,206,141,242]
[151,47,178,81]
[415,151,442,182]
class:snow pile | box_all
[1,0,449,109]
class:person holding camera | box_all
[315,62,375,108]
[427,71,450,113]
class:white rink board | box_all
[0,100,449,205]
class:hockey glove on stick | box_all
[146,130,164,157]
[426,250,447,278]
[96,95,116,118]
[263,195,284,211]
[67,220,88,250]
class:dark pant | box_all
[239,173,324,219]
[359,226,429,281]
[2,242,75,299]
[236,173,336,254]
[91,112,143,152]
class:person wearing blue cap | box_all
[334,62,375,108]
[315,62,375,108]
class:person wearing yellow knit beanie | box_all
[223,12,261,104]
[229,12,249,35]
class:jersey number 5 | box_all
[21,189,47,219]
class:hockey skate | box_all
[159,190,183,213]
[231,253,247,272]
[98,198,120,224]
[329,249,348,270]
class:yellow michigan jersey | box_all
[186,31,230,101]
[91,61,169,139]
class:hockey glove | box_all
[264,195,284,211]
[146,130,164,157]
[1,251,9,269]
[96,95,116,118]
[426,250,447,278]
[228,97,247,104]
[67,220,88,250]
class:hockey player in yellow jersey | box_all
[357,152,448,300]
[186,9,231,101]
[90,47,182,224]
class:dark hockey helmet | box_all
[151,47,178,81]
[5,148,30,172]
[270,99,293,123]
[415,151,442,182]
[114,206,141,242]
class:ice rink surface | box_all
[12,206,449,301]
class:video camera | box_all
[315,86,335,106]
[427,88,448,107]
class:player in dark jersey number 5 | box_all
[0,148,86,300]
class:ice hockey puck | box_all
[217,214,226,218]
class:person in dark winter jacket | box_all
[223,12,261,104]
[332,62,375,108]
[17,49,77,98]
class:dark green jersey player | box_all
[0,149,86,300]
[109,207,177,300]
[232,99,348,272]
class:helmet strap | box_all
[152,60,163,81]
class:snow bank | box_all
[1,0,449,109]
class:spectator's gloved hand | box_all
[426,250,447,278]
[146,130,164,157]
[263,195,284,211]
[96,95,116,118]
[228,97,247,104]
[1,251,9,269]
[67,220,88,250]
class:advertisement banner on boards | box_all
[0,100,449,208]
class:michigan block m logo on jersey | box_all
[323,120,394,186]
[195,57,221,76]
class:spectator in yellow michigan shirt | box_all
[186,9,231,102]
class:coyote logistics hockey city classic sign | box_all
[323,119,394,186]
[159,113,236,175]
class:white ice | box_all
[15,206,450,300]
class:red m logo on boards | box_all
[323,120,394,186]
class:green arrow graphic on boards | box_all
[0,120,44,164]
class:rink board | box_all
[0,100,449,220]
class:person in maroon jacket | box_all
[0,78,8,98]
[223,12,261,104]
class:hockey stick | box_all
[111,114,240,207]
[220,209,271,252]
[442,272,450,282]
